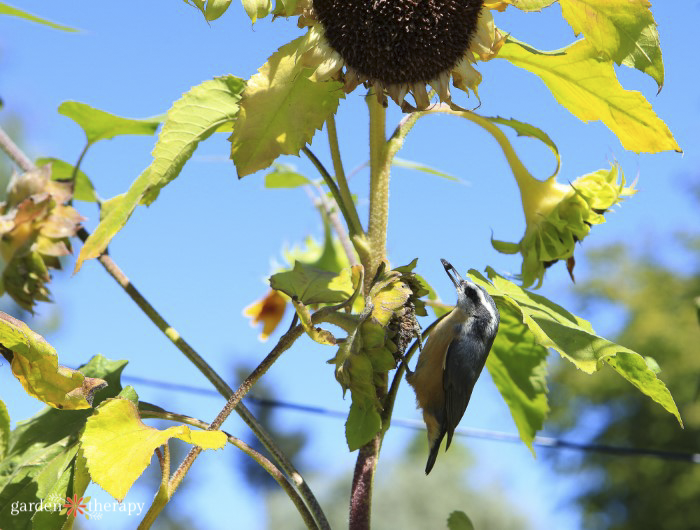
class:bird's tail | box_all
[425,429,446,475]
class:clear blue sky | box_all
[1,2,698,528]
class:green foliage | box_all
[82,398,227,502]
[76,76,245,271]
[230,34,344,177]
[472,269,682,425]
[486,308,549,454]
[270,262,355,306]
[0,399,9,458]
[58,102,161,145]
[0,355,128,529]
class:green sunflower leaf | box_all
[346,402,382,452]
[230,33,344,177]
[269,261,355,305]
[469,269,682,426]
[0,355,129,529]
[75,75,245,272]
[486,307,549,454]
[81,398,227,502]
[497,38,680,154]
[58,102,161,145]
[0,312,107,410]
[36,157,99,203]
[0,2,78,31]
[559,0,664,89]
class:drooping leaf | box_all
[81,398,227,501]
[559,0,664,89]
[241,0,272,23]
[36,157,99,203]
[0,312,107,409]
[264,164,311,188]
[0,2,78,31]
[0,400,9,458]
[230,33,344,177]
[269,261,355,305]
[485,116,561,178]
[185,0,232,20]
[345,401,382,452]
[447,511,476,530]
[497,38,680,154]
[58,102,161,145]
[0,355,129,528]
[486,307,549,454]
[74,76,245,272]
[470,269,682,425]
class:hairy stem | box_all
[366,94,388,294]
[327,114,363,235]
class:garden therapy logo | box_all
[9,492,145,520]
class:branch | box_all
[0,124,329,530]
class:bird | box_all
[406,259,500,474]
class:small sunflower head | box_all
[0,166,84,311]
[296,0,503,110]
[494,164,636,288]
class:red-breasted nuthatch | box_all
[407,259,500,474]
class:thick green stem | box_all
[366,95,388,293]
[327,114,363,236]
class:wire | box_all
[121,374,700,464]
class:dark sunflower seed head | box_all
[313,0,484,85]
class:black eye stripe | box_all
[464,285,480,305]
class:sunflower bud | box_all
[493,164,635,288]
[0,166,84,311]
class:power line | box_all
[121,374,700,464]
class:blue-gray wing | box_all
[442,334,489,450]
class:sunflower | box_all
[270,0,504,111]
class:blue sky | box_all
[1,1,698,528]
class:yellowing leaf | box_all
[0,312,106,409]
[559,0,664,89]
[0,399,9,458]
[241,0,271,23]
[82,398,227,501]
[497,38,680,154]
[230,33,344,177]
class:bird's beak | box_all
[440,258,465,289]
